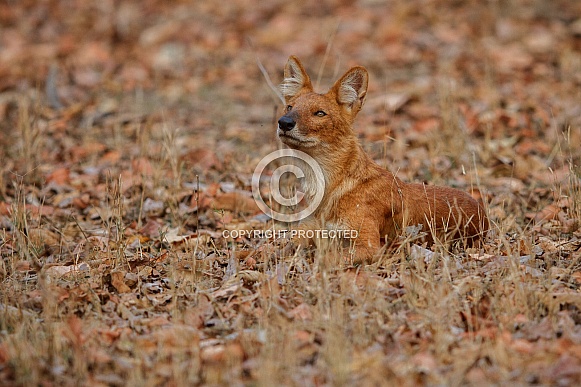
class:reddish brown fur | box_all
[277,56,488,263]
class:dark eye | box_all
[315,110,327,117]
[286,105,292,112]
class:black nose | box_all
[278,115,296,132]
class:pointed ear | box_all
[332,66,368,111]
[279,56,313,102]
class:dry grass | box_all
[1,0,581,385]
[4,159,580,386]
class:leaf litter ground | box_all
[1,0,581,385]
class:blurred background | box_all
[0,0,580,211]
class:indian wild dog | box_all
[276,56,488,264]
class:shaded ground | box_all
[1,0,581,385]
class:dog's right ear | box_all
[280,56,313,102]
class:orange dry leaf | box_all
[182,148,222,171]
[258,276,280,300]
[200,342,244,364]
[27,228,60,248]
[26,205,55,217]
[14,260,30,272]
[72,194,90,210]
[469,188,486,202]
[111,271,131,293]
[0,202,10,216]
[0,343,9,364]
[46,167,70,185]
[527,204,560,223]
[139,219,163,238]
[206,182,220,196]
[244,256,257,269]
[412,117,440,133]
[146,315,171,327]
[97,329,122,345]
[511,339,535,354]
[183,295,214,328]
[131,157,154,176]
[64,316,85,349]
[557,212,580,234]
[100,150,121,164]
[295,330,314,345]
[69,142,106,162]
[211,192,260,214]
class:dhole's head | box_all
[277,56,368,151]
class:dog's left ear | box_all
[280,56,313,103]
[332,66,368,112]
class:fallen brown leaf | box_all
[111,270,131,293]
